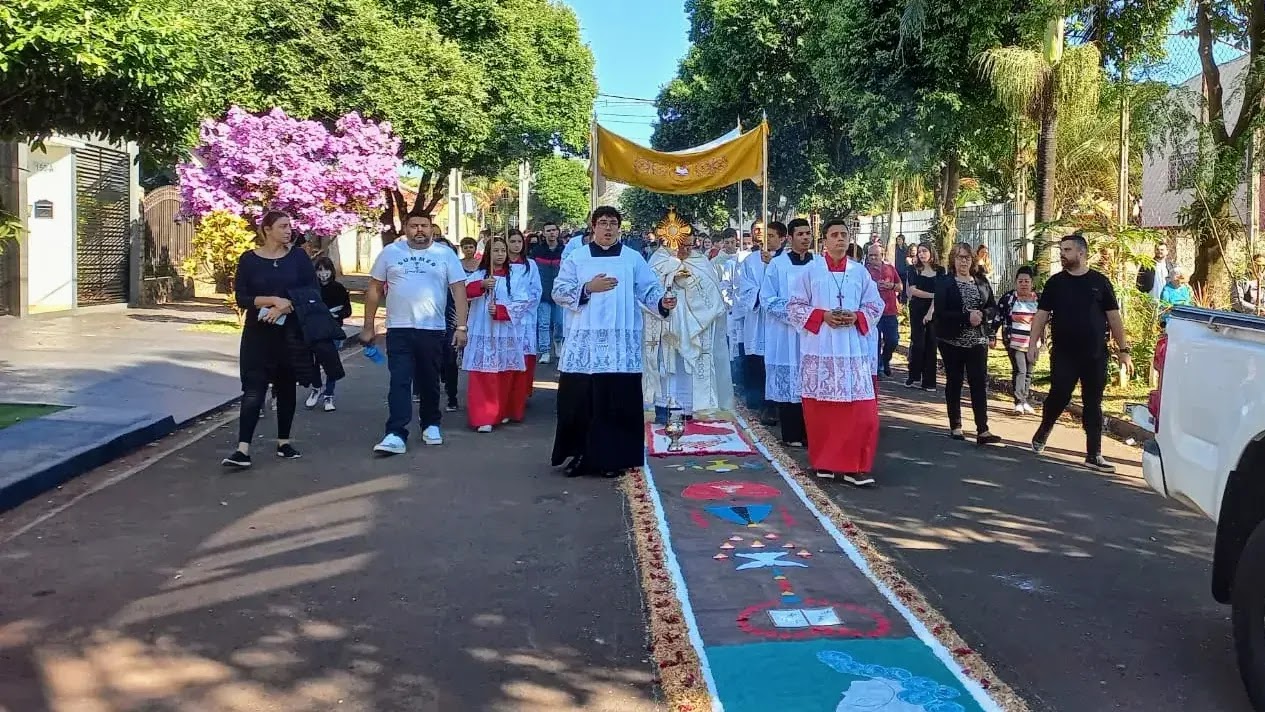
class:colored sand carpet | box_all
[635,415,1006,712]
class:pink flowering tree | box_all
[178,106,402,237]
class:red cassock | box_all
[465,277,519,429]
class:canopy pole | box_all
[589,114,599,215]
[761,111,769,233]
[736,116,744,232]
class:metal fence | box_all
[857,203,1029,292]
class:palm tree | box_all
[979,18,1103,273]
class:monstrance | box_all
[654,207,692,451]
[655,207,694,280]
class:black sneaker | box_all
[276,444,302,459]
[445,401,459,412]
[844,474,876,487]
[1031,427,1050,454]
[222,451,252,468]
[1084,455,1116,473]
[903,380,917,388]
[977,432,1002,446]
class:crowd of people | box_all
[221,205,1136,485]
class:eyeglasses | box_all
[594,219,619,227]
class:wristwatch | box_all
[456,325,468,332]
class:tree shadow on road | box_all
[0,379,661,712]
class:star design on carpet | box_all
[734,551,809,570]
[666,460,704,471]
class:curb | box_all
[894,345,1152,445]
[0,413,177,513]
[0,327,364,514]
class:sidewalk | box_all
[0,302,359,511]
[0,357,659,711]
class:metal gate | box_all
[142,185,193,277]
[75,144,131,305]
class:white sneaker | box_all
[323,396,336,412]
[1024,403,1037,415]
[373,434,407,455]
[305,388,322,409]
[1013,403,1025,414]
[477,425,493,433]
[539,353,552,364]
[422,426,443,445]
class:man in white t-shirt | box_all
[362,212,469,454]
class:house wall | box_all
[1142,56,1258,228]
[24,145,76,311]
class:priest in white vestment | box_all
[642,238,733,421]
[735,222,782,421]
[552,207,676,478]
[760,218,816,446]
[787,219,885,486]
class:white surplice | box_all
[786,257,885,402]
[553,242,665,374]
[642,247,733,415]
[713,250,746,354]
[462,269,534,373]
[736,250,770,356]
[512,259,543,356]
[760,250,816,403]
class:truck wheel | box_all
[1233,520,1265,709]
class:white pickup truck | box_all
[1141,304,1265,709]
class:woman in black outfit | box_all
[904,243,941,391]
[933,242,1001,445]
[222,211,320,468]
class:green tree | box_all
[653,0,863,220]
[808,0,1019,253]
[0,0,205,151]
[529,156,589,228]
[619,187,732,234]
[1180,0,1265,305]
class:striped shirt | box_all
[1005,295,1039,351]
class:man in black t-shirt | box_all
[1028,233,1133,472]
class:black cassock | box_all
[551,371,644,475]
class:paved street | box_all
[802,370,1252,712]
[0,358,659,712]
[0,352,1251,711]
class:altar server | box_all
[551,206,677,478]
[463,236,533,432]
[735,221,783,420]
[760,218,816,446]
[507,229,542,415]
[788,218,885,485]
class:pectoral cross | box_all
[836,292,844,311]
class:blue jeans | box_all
[877,314,899,374]
[385,328,445,438]
[731,342,745,396]
[537,301,563,355]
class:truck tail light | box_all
[1148,333,1168,434]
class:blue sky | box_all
[565,0,690,146]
